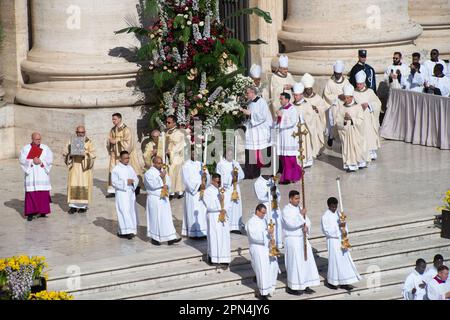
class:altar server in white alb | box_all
[282,190,320,295]
[216,149,245,233]
[240,86,273,179]
[424,254,444,284]
[321,197,361,290]
[402,258,427,300]
[203,174,231,267]
[144,156,181,246]
[111,151,139,239]
[426,265,450,300]
[246,204,280,300]
[254,174,282,249]
[353,70,381,161]
[19,132,54,221]
[181,149,210,238]
[331,84,368,172]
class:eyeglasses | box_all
[76,131,86,133]
[393,57,400,60]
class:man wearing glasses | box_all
[63,125,96,214]
[383,51,410,88]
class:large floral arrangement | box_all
[117,0,271,133]
[0,255,48,300]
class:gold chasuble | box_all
[64,138,96,205]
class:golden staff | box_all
[231,167,240,202]
[199,165,207,200]
[292,116,309,261]
[218,187,226,223]
[160,163,169,199]
[268,175,280,257]
[336,176,351,250]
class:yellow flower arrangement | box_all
[28,290,74,300]
[436,190,450,211]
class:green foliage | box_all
[153,71,176,89]
[115,26,149,36]
[224,7,272,24]
[145,0,160,18]
[224,39,246,66]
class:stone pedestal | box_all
[15,0,142,108]
[278,0,423,78]
[409,0,450,59]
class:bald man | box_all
[19,132,54,221]
[63,125,96,214]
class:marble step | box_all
[48,217,434,281]
[48,228,441,295]
[70,236,450,300]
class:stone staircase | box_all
[47,217,450,300]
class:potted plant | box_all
[437,190,450,239]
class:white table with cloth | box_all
[380,88,450,150]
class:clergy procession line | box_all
[17,48,450,301]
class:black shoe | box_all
[230,230,242,234]
[286,287,302,295]
[40,214,47,217]
[106,193,115,198]
[168,238,182,245]
[340,284,355,291]
[327,137,334,147]
[256,293,269,300]
[151,239,161,246]
[207,256,213,265]
[325,281,338,290]
[78,208,87,213]
[177,193,184,199]
[220,263,229,270]
[127,234,134,240]
[117,233,127,239]
[27,215,33,221]
[68,208,77,214]
[304,287,316,294]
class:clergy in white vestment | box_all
[353,70,381,161]
[249,64,270,104]
[216,150,245,232]
[331,84,368,172]
[402,259,427,300]
[19,132,53,221]
[144,156,181,245]
[246,204,280,300]
[426,265,450,300]
[292,82,322,167]
[282,190,320,295]
[423,49,449,81]
[323,61,350,144]
[269,55,296,117]
[302,73,328,147]
[111,151,139,239]
[202,173,231,266]
[181,151,210,238]
[321,197,362,290]
[276,92,302,184]
[254,174,282,249]
[240,86,273,179]
[425,63,450,97]
[424,254,444,284]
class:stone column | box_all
[409,0,450,59]
[249,0,284,74]
[278,0,423,77]
[0,0,29,103]
[15,0,141,108]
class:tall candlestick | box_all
[267,183,272,221]
[272,130,277,176]
[203,133,208,165]
[234,134,238,162]
[161,131,166,163]
[336,176,344,212]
